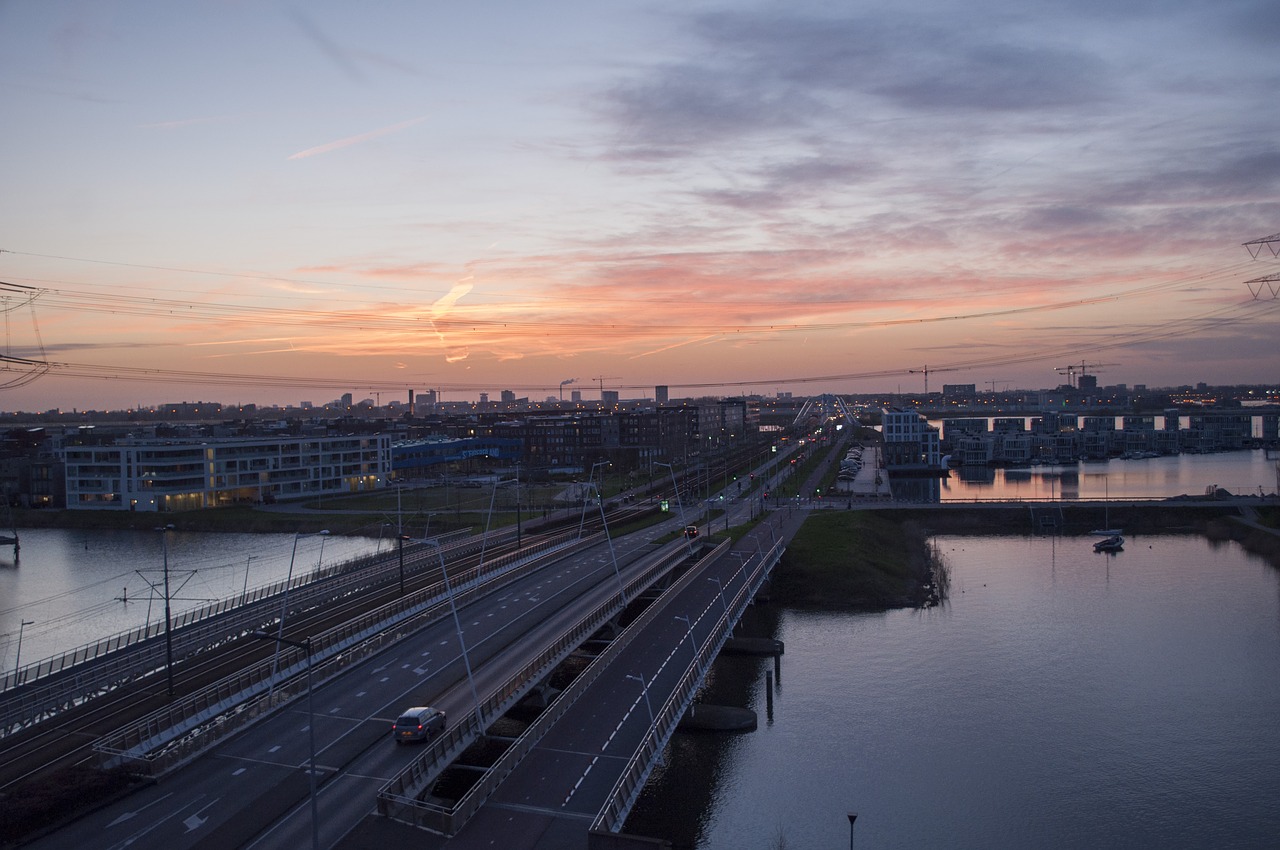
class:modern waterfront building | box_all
[881,408,942,470]
[63,434,390,511]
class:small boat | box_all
[1093,535,1124,553]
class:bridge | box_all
[5,472,795,850]
[7,432,1269,849]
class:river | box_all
[0,529,384,672]
[625,532,1280,848]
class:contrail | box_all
[288,116,426,160]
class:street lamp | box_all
[157,525,176,697]
[625,673,655,728]
[656,461,692,548]
[707,576,728,619]
[625,672,662,765]
[241,554,257,605]
[396,534,412,595]
[848,812,858,849]
[13,619,34,685]
[674,614,697,670]
[270,530,329,696]
[429,539,481,718]
[251,631,319,850]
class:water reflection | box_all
[627,534,1280,849]
[924,449,1276,502]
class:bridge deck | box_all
[343,511,801,849]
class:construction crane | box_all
[907,364,964,395]
[986,380,1013,393]
[592,376,620,399]
[1054,361,1120,388]
[908,365,933,394]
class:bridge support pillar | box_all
[587,829,672,849]
[523,680,561,710]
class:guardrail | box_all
[94,531,589,778]
[1,530,489,737]
[375,539,700,832]
[589,538,785,843]
[1,528,477,697]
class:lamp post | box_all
[13,619,34,685]
[157,525,176,697]
[514,461,522,549]
[577,460,611,539]
[241,554,257,605]
[625,673,655,728]
[251,631,319,850]
[429,539,481,718]
[270,530,328,696]
[674,614,696,670]
[708,576,728,619]
[656,461,692,548]
[848,812,858,849]
[396,534,411,595]
[590,478,628,605]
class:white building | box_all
[880,408,942,469]
[64,434,390,511]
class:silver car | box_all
[392,706,446,744]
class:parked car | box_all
[392,706,446,744]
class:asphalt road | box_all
[27,519,684,850]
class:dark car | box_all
[392,706,446,743]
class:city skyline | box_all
[2,1,1279,411]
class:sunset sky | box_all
[2,0,1278,410]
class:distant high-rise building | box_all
[655,385,669,403]
[501,390,516,403]
[602,390,619,405]
[341,393,353,409]
[1078,375,1098,390]
[571,390,582,403]
[479,392,489,404]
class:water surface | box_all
[627,534,1280,849]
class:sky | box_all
[1,0,1278,411]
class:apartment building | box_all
[64,434,390,511]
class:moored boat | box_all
[1093,535,1124,553]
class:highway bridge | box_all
[10,429,1263,848]
[6,478,790,850]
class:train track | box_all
[0,504,658,798]
[0,535,531,796]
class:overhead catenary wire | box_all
[0,244,1274,396]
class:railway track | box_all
[0,535,528,795]
[0,504,657,798]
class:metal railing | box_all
[94,531,586,777]
[1,530,486,737]
[590,538,785,841]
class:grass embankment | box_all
[773,511,940,610]
[9,483,564,537]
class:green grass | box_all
[773,511,931,608]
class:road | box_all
[26,517,688,850]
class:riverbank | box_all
[773,511,942,610]
[6,505,472,537]
[772,501,1280,612]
